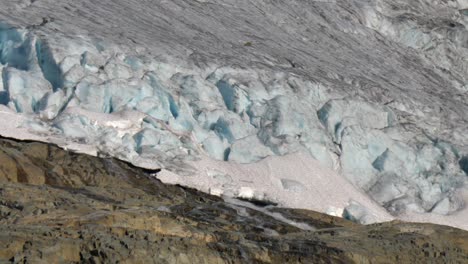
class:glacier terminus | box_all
[0,0,468,229]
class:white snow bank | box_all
[399,187,468,231]
[157,151,395,224]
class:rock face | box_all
[1,137,468,263]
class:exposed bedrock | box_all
[1,137,468,263]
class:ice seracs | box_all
[0,0,467,228]
[0,26,463,220]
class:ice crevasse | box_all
[0,0,468,227]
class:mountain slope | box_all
[1,136,468,263]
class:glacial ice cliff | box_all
[0,0,468,226]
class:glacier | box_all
[0,0,468,227]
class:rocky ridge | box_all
[1,137,468,263]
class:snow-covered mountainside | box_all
[0,0,468,227]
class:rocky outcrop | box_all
[1,137,468,263]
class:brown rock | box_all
[0,240,24,260]
[22,143,49,161]
[1,137,468,263]
[0,149,17,183]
